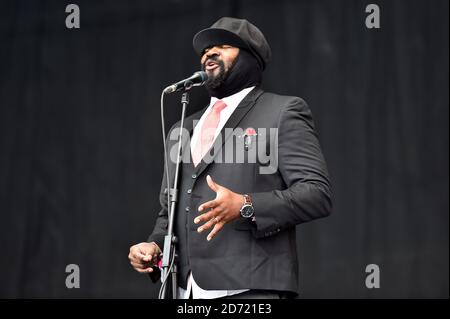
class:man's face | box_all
[201,45,239,89]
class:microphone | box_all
[163,71,208,94]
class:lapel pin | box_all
[242,127,257,151]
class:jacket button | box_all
[187,189,192,194]
[191,174,197,179]
[185,206,190,212]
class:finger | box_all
[198,199,219,213]
[131,260,156,272]
[138,245,156,257]
[133,252,147,262]
[206,175,220,192]
[131,263,155,275]
[207,222,225,241]
[135,266,154,274]
[142,252,158,262]
[194,207,221,224]
[130,247,146,259]
[130,261,148,270]
[197,214,222,233]
[129,252,143,263]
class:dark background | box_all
[0,0,448,298]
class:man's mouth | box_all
[205,60,219,71]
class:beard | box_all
[200,50,262,99]
[201,56,234,90]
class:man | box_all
[129,17,332,299]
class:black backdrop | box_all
[0,0,448,298]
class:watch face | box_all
[241,205,254,218]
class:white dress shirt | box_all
[176,86,255,299]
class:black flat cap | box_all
[193,17,271,70]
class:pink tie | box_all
[192,100,228,167]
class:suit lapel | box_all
[194,87,264,177]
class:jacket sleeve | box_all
[146,172,169,251]
[250,97,333,238]
[145,160,169,283]
[144,167,167,283]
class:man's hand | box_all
[128,242,161,274]
[194,175,244,241]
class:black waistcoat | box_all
[174,150,200,289]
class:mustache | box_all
[202,56,225,70]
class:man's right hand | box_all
[128,242,161,274]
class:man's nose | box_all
[205,46,221,58]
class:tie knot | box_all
[212,100,227,113]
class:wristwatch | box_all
[240,194,255,219]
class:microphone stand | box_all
[160,82,193,299]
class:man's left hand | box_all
[194,175,244,241]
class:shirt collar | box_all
[209,86,256,109]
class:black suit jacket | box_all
[148,87,332,295]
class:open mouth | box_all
[205,60,219,71]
